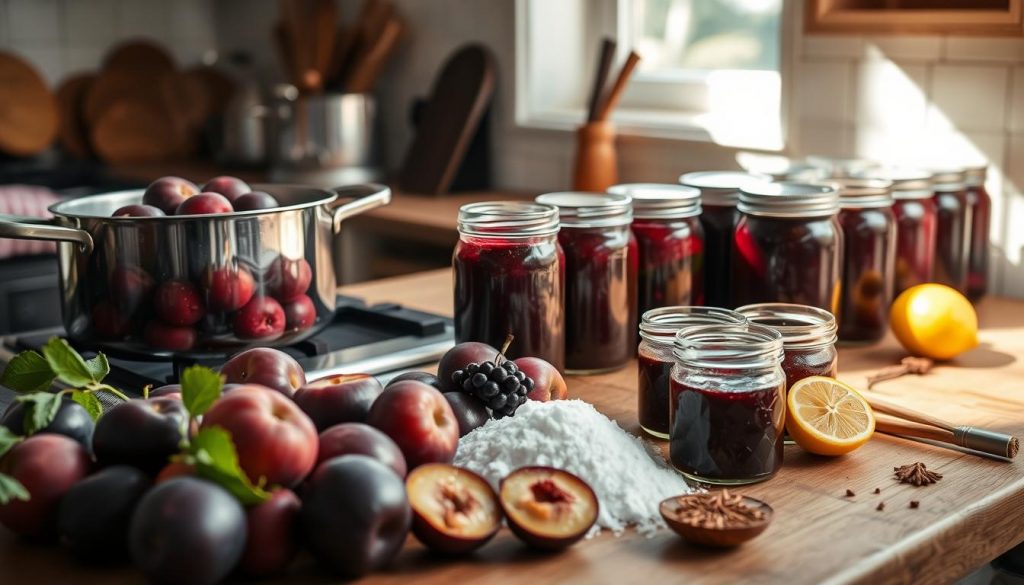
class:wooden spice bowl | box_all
[659,493,773,548]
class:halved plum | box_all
[499,466,598,551]
[406,463,502,554]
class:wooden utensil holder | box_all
[572,120,618,192]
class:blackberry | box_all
[450,360,532,419]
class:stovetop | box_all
[0,296,454,397]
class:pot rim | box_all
[48,183,340,221]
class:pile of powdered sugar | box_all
[453,399,690,536]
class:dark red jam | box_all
[837,205,895,343]
[781,349,837,389]
[699,203,737,307]
[932,172,971,293]
[557,226,636,372]
[453,236,565,370]
[893,197,937,295]
[669,378,785,484]
[732,214,842,313]
[631,218,703,314]
[965,170,991,301]
[637,347,673,437]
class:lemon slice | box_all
[787,376,875,456]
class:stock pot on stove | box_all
[0,183,390,358]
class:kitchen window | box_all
[515,0,791,150]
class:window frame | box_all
[514,0,798,152]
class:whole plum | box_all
[142,177,198,215]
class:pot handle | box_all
[0,214,94,253]
[330,183,392,233]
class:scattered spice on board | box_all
[909,501,920,509]
[876,502,885,511]
[667,490,766,530]
[867,357,934,388]
[454,399,691,536]
[873,488,881,495]
[894,462,943,486]
[845,489,855,497]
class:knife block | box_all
[572,120,618,192]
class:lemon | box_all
[786,377,875,456]
[889,284,978,360]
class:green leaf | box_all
[15,392,63,434]
[84,353,110,382]
[70,390,103,421]
[0,351,55,394]
[41,338,96,387]
[190,427,270,505]
[180,365,223,419]
[0,427,22,459]
[0,473,29,505]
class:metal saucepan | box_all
[0,183,390,358]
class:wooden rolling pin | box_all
[868,395,1019,459]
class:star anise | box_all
[670,490,766,529]
[893,462,943,486]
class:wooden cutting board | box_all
[0,51,59,157]
[102,39,176,73]
[55,72,95,159]
[90,97,182,164]
[397,44,496,196]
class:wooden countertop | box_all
[2,269,1023,584]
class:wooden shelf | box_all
[806,0,1024,35]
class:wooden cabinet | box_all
[806,0,1024,35]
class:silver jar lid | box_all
[930,168,967,192]
[737,182,839,218]
[964,165,987,187]
[857,168,933,200]
[534,192,632,228]
[735,302,837,349]
[639,306,747,345]
[678,171,771,206]
[673,323,784,370]
[805,156,880,179]
[458,201,560,237]
[607,183,700,219]
[824,178,894,209]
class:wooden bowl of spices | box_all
[659,490,773,548]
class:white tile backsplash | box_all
[798,60,852,123]
[10,44,64,85]
[62,0,116,44]
[855,60,929,131]
[1010,66,1024,133]
[929,64,1008,133]
[944,37,1024,63]
[7,0,62,42]
[116,0,169,42]
[864,36,942,61]
[0,0,9,48]
[802,35,865,59]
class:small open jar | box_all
[669,324,786,485]
[454,202,565,370]
[535,192,636,374]
[637,306,747,439]
[735,303,837,391]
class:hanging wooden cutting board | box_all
[91,97,183,164]
[102,39,177,73]
[55,72,95,159]
[0,51,59,157]
[397,44,496,196]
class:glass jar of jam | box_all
[832,178,896,344]
[453,202,565,370]
[866,169,936,296]
[965,165,991,301]
[732,182,843,314]
[679,171,769,308]
[608,183,703,318]
[534,192,635,374]
[931,169,972,294]
[637,306,746,440]
[735,303,837,391]
[669,323,786,485]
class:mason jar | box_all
[932,169,972,294]
[964,165,991,301]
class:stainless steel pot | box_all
[0,183,390,357]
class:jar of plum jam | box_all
[534,192,635,374]
[965,165,991,301]
[669,324,786,485]
[732,183,843,314]
[868,170,936,295]
[931,169,972,294]
[637,306,746,439]
[607,183,703,318]
[454,202,565,370]
[832,179,896,344]
[735,303,837,391]
[679,171,769,308]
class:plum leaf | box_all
[190,426,270,505]
[0,350,55,394]
[0,427,22,459]
[15,392,64,435]
[70,390,103,421]
[180,365,223,419]
[0,473,28,505]
[84,353,110,382]
[41,338,96,387]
